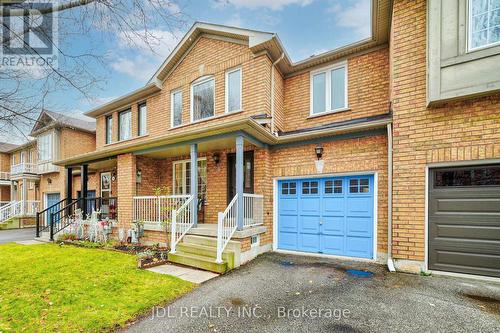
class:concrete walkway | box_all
[125,252,500,333]
[148,263,219,284]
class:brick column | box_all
[117,153,136,230]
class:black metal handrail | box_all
[36,198,69,238]
[49,197,118,241]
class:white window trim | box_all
[467,0,500,52]
[105,115,113,144]
[190,75,216,123]
[172,157,207,195]
[225,67,242,113]
[309,61,348,116]
[170,89,183,128]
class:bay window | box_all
[118,109,131,141]
[191,76,215,122]
[310,62,348,115]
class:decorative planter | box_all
[137,257,168,269]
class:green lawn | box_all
[0,243,194,332]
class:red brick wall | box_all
[390,0,500,261]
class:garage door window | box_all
[325,179,342,194]
[434,165,500,187]
[302,181,319,195]
[281,181,297,195]
[349,178,370,193]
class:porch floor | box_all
[187,223,266,239]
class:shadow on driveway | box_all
[123,252,500,333]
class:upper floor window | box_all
[138,102,147,136]
[118,109,132,141]
[468,0,500,51]
[191,76,214,122]
[105,115,113,144]
[171,90,183,127]
[310,62,347,115]
[38,133,52,162]
[225,68,242,113]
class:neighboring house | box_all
[0,142,19,204]
[52,0,500,278]
[0,110,98,229]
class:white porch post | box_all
[190,143,198,227]
[22,178,27,214]
[236,136,244,231]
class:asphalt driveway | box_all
[124,252,500,333]
[0,228,35,244]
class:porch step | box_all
[168,252,228,274]
[176,243,235,269]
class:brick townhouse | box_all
[0,110,99,229]
[44,0,499,278]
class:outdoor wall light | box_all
[213,152,221,165]
[47,178,52,185]
[315,144,324,160]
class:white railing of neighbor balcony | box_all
[170,195,195,254]
[216,194,238,263]
[243,193,264,228]
[0,172,10,180]
[133,195,191,224]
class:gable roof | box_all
[0,142,19,153]
[30,110,96,136]
[85,0,392,119]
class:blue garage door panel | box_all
[278,176,374,259]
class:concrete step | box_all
[176,243,235,269]
[168,252,227,274]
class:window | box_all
[250,235,259,247]
[434,165,500,187]
[191,76,215,122]
[171,90,183,127]
[281,181,297,195]
[302,181,319,195]
[172,158,207,197]
[468,0,500,51]
[38,133,52,162]
[118,109,132,141]
[325,179,343,194]
[105,115,113,144]
[349,178,370,193]
[138,103,147,136]
[225,68,241,112]
[310,63,347,115]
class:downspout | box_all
[387,122,395,272]
[270,52,285,135]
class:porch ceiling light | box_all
[213,152,221,165]
[315,144,324,160]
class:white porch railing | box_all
[11,163,38,175]
[0,200,40,223]
[243,193,264,228]
[170,195,195,253]
[133,195,191,224]
[37,162,59,174]
[0,172,10,180]
[216,194,239,263]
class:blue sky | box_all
[45,0,371,121]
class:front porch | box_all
[61,134,272,273]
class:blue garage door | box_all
[278,175,374,259]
